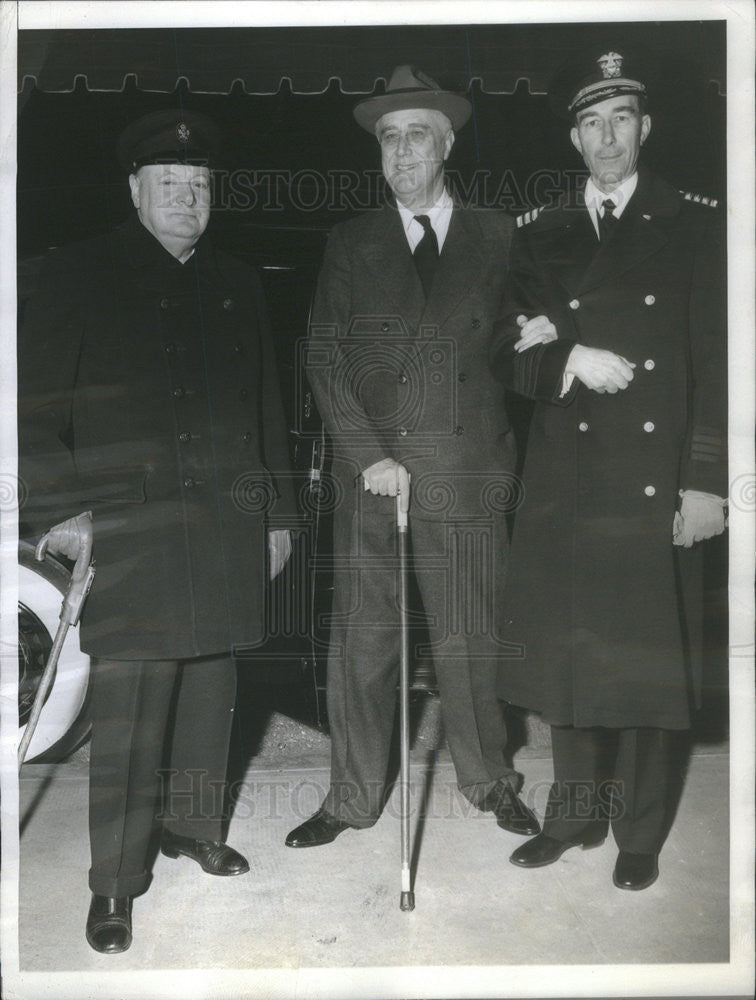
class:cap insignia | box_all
[176,122,191,144]
[597,52,623,79]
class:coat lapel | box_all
[420,208,488,331]
[357,205,425,334]
[576,169,676,295]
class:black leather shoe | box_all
[85,894,132,954]
[161,830,249,875]
[613,851,659,890]
[484,781,541,836]
[510,830,605,867]
[285,807,358,848]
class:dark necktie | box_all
[412,214,439,297]
[598,198,618,242]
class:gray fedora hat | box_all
[353,65,472,133]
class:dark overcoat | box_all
[306,202,519,661]
[488,168,726,729]
[19,215,295,660]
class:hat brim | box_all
[353,89,472,132]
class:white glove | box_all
[672,491,727,547]
[269,529,292,580]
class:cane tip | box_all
[400,891,415,911]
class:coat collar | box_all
[355,199,489,333]
[524,167,680,296]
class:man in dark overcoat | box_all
[488,47,727,890]
[285,66,539,849]
[18,111,295,951]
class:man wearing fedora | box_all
[287,66,539,849]
[19,110,294,951]
[489,47,726,889]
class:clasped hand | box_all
[515,314,635,394]
[362,458,410,512]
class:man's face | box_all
[376,108,454,210]
[129,163,211,257]
[570,95,651,193]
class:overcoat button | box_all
[233,343,244,355]
[644,294,656,306]
[223,298,234,310]
[160,298,170,309]
[458,373,467,382]
[165,343,176,354]
[398,374,408,384]
[644,359,655,371]
[471,318,481,329]
[644,485,656,497]
[178,431,191,443]
[381,322,390,333]
[241,431,252,443]
[569,299,580,310]
[398,427,408,437]
[172,386,185,398]
[239,388,249,400]
[184,477,196,489]
[454,425,464,436]
[643,422,655,433]
[578,421,589,432]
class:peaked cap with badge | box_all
[117,109,221,172]
[353,64,472,132]
[549,44,650,120]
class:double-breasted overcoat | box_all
[488,168,726,730]
[19,215,295,660]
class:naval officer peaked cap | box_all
[117,109,221,172]
[353,64,472,132]
[549,45,650,120]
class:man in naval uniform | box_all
[286,66,539,849]
[18,111,294,951]
[488,47,726,889]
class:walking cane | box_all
[396,487,415,911]
[18,512,95,771]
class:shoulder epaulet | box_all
[679,190,719,209]
[516,206,544,228]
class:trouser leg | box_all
[324,509,401,825]
[542,725,614,844]
[412,519,516,808]
[161,652,237,841]
[88,658,178,898]
[611,727,684,854]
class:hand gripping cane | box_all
[18,512,96,770]
[396,489,415,911]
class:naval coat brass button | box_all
[644,294,656,306]
[644,359,655,371]
[644,485,656,497]
[578,421,589,432]
[569,299,580,310]
[643,422,655,433]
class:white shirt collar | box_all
[397,187,454,252]
[585,173,638,236]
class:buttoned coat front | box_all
[488,168,726,730]
[19,215,295,660]
[308,203,518,524]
